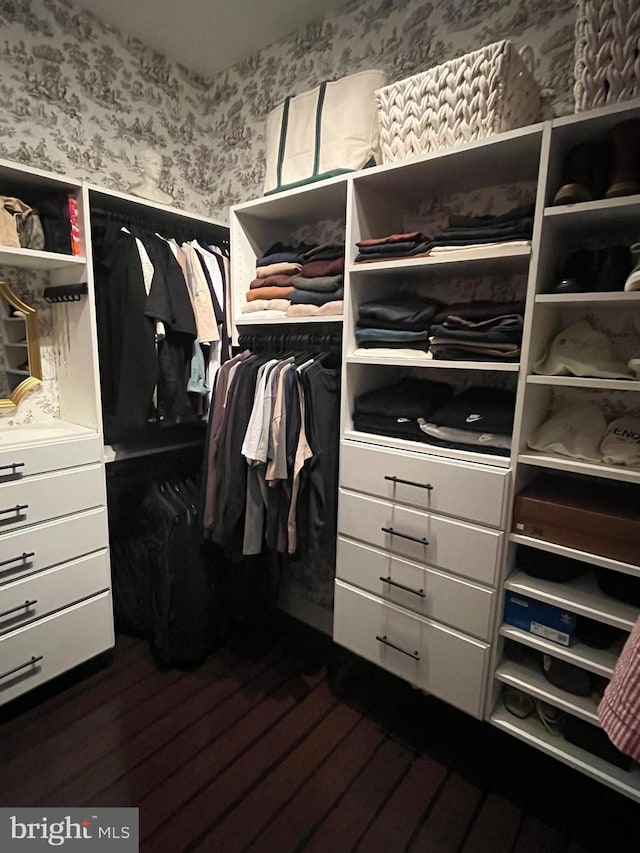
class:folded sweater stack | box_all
[355,292,443,351]
[430,300,525,362]
[354,204,534,263]
[243,241,344,316]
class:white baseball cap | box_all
[533,320,633,380]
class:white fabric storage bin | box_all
[574,0,640,111]
[375,40,540,163]
[263,69,388,195]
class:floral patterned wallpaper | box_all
[0,0,577,221]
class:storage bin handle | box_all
[379,576,425,598]
[0,655,43,681]
[381,526,429,547]
[375,634,420,661]
[384,475,433,491]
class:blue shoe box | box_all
[504,591,576,646]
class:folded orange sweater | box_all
[246,285,295,302]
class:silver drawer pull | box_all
[0,551,35,569]
[0,655,43,681]
[375,634,420,661]
[0,504,28,517]
[381,526,429,547]
[379,576,425,598]
[385,475,433,491]
[0,599,37,619]
[0,462,25,474]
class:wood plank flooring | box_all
[0,616,638,852]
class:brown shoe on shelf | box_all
[552,142,603,206]
[605,118,640,199]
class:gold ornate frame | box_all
[0,280,42,409]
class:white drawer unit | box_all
[0,464,105,534]
[0,508,109,584]
[336,537,495,640]
[0,592,114,705]
[0,550,110,635]
[338,489,503,586]
[0,434,102,482]
[334,580,489,718]
[340,441,510,528]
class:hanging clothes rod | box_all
[238,328,343,354]
[90,205,230,252]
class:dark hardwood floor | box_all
[1,617,638,852]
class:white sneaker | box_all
[624,242,640,291]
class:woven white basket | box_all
[375,40,540,163]
[574,0,640,112]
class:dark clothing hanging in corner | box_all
[94,222,158,435]
[93,220,199,442]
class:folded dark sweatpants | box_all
[430,387,516,434]
[353,413,425,442]
[354,377,452,419]
[290,287,344,305]
[357,293,443,331]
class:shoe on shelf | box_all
[595,244,632,291]
[551,248,595,293]
[604,119,640,199]
[624,242,640,291]
[552,142,604,206]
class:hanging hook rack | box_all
[43,283,88,303]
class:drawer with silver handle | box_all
[0,550,110,635]
[0,591,114,706]
[0,434,102,483]
[333,580,489,718]
[0,508,108,584]
[336,537,495,640]
[338,489,503,587]
[340,440,509,528]
[0,465,105,535]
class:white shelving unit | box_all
[0,160,113,706]
[229,99,640,798]
[230,173,349,343]
[488,100,640,802]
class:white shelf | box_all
[0,420,98,449]
[231,172,349,223]
[505,568,639,631]
[495,656,600,724]
[0,247,86,271]
[499,624,623,679]
[348,245,531,277]
[346,353,519,371]
[517,451,640,485]
[509,535,640,581]
[352,124,543,199]
[343,428,511,468]
[535,292,640,305]
[490,699,640,803]
[236,314,343,326]
[544,194,640,232]
[527,375,640,391]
